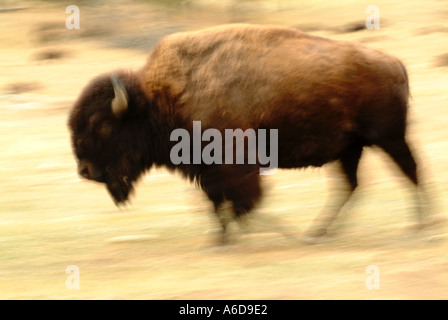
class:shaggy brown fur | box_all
[69,24,424,241]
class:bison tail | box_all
[397,58,412,100]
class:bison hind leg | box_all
[376,137,433,228]
[304,140,364,242]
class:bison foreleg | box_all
[213,202,233,244]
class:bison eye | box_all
[76,138,83,149]
[75,137,92,156]
[99,121,113,138]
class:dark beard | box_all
[105,167,134,206]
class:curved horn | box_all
[110,73,128,117]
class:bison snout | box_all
[78,159,104,182]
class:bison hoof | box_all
[409,214,445,233]
[422,214,446,228]
[216,234,231,246]
[302,228,331,245]
[209,228,230,246]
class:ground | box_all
[0,0,447,299]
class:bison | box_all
[68,24,428,243]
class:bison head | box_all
[68,71,153,205]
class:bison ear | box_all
[110,73,128,118]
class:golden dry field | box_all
[0,0,447,299]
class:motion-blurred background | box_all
[0,0,447,299]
